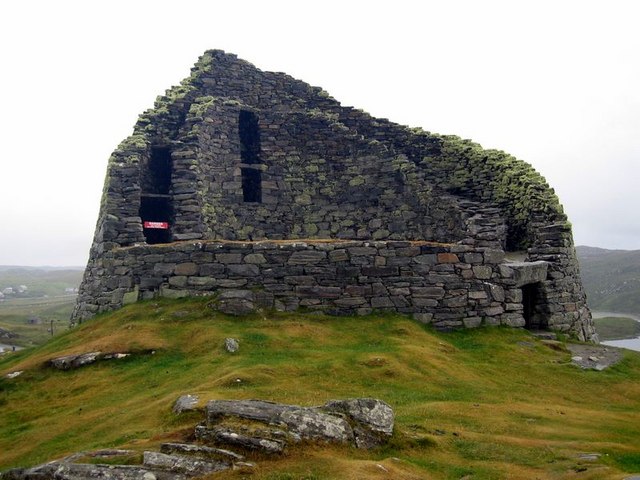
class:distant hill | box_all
[576,246,640,315]
[0,266,83,299]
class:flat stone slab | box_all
[0,462,187,479]
[567,344,623,370]
[502,261,549,287]
[143,451,229,476]
[195,425,287,454]
[49,352,131,370]
[160,443,244,462]
[173,395,200,414]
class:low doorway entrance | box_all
[140,195,172,244]
[522,282,544,329]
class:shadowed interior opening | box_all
[239,110,262,203]
[140,197,172,244]
[522,282,542,329]
[139,146,173,244]
[144,146,172,194]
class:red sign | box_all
[143,221,169,229]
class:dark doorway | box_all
[522,282,541,329]
[239,110,262,203]
[144,146,172,194]
[139,146,173,244]
[140,196,172,244]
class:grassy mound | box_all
[1,298,640,479]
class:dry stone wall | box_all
[76,239,545,331]
[73,49,596,341]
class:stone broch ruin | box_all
[72,50,596,341]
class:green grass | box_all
[1,297,640,479]
[0,296,76,347]
[593,316,640,340]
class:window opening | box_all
[145,146,172,194]
[239,110,262,203]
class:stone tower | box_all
[72,50,596,341]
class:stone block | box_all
[160,287,189,299]
[483,249,505,264]
[390,296,410,307]
[288,251,327,265]
[396,246,421,257]
[413,313,434,324]
[371,296,394,308]
[334,296,367,307]
[484,306,504,316]
[244,253,267,264]
[214,279,248,287]
[188,276,218,287]
[472,266,493,280]
[468,290,488,300]
[285,275,317,285]
[410,287,445,298]
[192,252,214,263]
[200,263,225,275]
[506,261,549,287]
[123,287,139,305]
[437,253,459,263]
[463,316,482,328]
[387,256,411,266]
[505,288,523,302]
[296,286,342,299]
[345,285,369,296]
[489,284,505,302]
[413,254,437,265]
[227,264,260,276]
[362,266,399,277]
[216,253,243,264]
[348,246,377,256]
[169,276,188,288]
[411,297,438,307]
[463,252,484,264]
[442,295,467,308]
[328,249,349,262]
[140,276,163,289]
[175,262,199,275]
[154,263,176,275]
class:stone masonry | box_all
[72,50,596,341]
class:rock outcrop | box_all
[0,398,393,480]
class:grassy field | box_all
[593,316,640,341]
[0,296,76,347]
[1,297,639,479]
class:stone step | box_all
[143,451,230,476]
[159,442,244,462]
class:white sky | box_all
[0,0,638,266]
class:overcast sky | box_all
[0,0,638,266]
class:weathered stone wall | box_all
[74,240,525,329]
[73,49,596,341]
[72,238,594,339]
